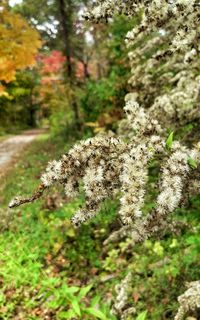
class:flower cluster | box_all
[9,98,200,243]
[86,1,199,53]
[130,141,200,243]
[84,0,138,22]
[86,1,200,130]
[9,133,127,228]
[175,281,200,320]
[111,272,135,320]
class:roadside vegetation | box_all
[0,133,199,319]
[0,1,199,319]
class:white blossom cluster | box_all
[130,141,200,243]
[41,134,126,227]
[127,50,200,127]
[119,134,164,226]
[111,272,135,320]
[9,99,200,240]
[84,0,140,22]
[149,74,200,126]
[86,1,200,129]
[175,281,200,320]
[86,1,200,53]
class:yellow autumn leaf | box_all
[0,7,41,83]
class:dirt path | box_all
[0,129,46,176]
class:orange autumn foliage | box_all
[0,7,41,84]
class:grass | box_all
[0,133,199,319]
[0,134,116,319]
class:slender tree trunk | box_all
[28,89,36,127]
[58,0,72,78]
[83,61,90,79]
[57,0,80,126]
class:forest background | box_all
[0,0,199,319]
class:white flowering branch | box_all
[175,281,200,320]
[9,99,200,241]
[112,272,135,319]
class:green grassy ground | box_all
[0,134,199,319]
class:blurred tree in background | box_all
[0,2,41,86]
[0,1,41,132]
[79,15,139,133]
[13,0,91,127]
[0,0,135,135]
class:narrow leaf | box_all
[166,131,174,150]
[61,284,80,294]
[91,295,101,307]
[58,310,76,319]
[78,284,93,299]
[85,307,107,320]
[136,310,148,320]
[187,157,198,169]
[71,299,81,316]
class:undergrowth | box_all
[0,133,199,319]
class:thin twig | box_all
[9,183,47,208]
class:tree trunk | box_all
[57,0,80,126]
[58,0,73,79]
[83,61,90,79]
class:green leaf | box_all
[71,299,81,317]
[58,310,76,319]
[61,284,80,294]
[78,284,93,299]
[166,131,174,150]
[136,310,148,320]
[153,241,164,256]
[48,299,59,309]
[185,235,199,245]
[187,157,198,169]
[85,307,107,320]
[91,295,101,307]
